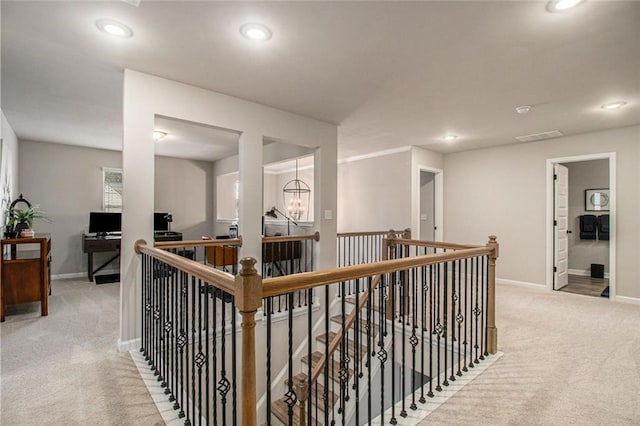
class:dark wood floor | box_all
[559,274,609,298]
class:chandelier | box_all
[282,159,311,221]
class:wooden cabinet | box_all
[1,234,51,322]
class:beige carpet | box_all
[3,279,639,425]
[0,278,163,425]
[419,284,640,425]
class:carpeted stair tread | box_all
[272,398,317,426]
[316,332,368,359]
[301,351,353,381]
[330,315,379,336]
[287,372,339,412]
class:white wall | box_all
[18,140,121,275]
[121,70,338,348]
[411,146,444,240]
[1,112,19,229]
[443,125,640,299]
[338,150,412,232]
[154,155,214,241]
[566,159,609,273]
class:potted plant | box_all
[7,205,50,238]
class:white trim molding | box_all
[118,337,142,353]
[567,268,610,279]
[614,295,640,305]
[496,278,546,290]
[338,146,411,164]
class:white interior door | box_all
[554,164,569,290]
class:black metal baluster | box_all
[378,273,387,424]
[450,260,456,383]
[354,278,360,426]
[410,266,418,410]
[480,256,486,360]
[196,280,203,426]
[484,255,490,358]
[420,263,427,404]
[265,297,271,426]
[307,288,313,426]
[218,290,228,424]
[323,283,330,425]
[427,263,434,398]
[212,284,217,425]
[204,282,210,423]
[474,256,480,365]
[232,296,237,425]
[178,271,186,419]
[443,262,450,388]
[170,267,177,405]
[286,293,295,425]
[390,270,397,424]
[400,266,407,417]
[463,259,469,373]
[435,263,442,392]
[367,276,372,425]
[456,259,463,377]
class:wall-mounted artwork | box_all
[585,188,609,212]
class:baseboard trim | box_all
[614,295,640,305]
[496,278,545,290]
[568,268,610,279]
[118,337,141,353]
[51,269,119,281]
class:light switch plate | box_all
[324,210,333,220]
[420,213,428,220]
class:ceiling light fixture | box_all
[442,135,458,142]
[153,131,167,141]
[96,19,133,38]
[515,105,531,114]
[240,23,272,41]
[600,101,627,110]
[547,0,585,12]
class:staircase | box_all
[269,278,389,426]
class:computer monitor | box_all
[154,212,170,231]
[89,212,121,235]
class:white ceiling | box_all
[2,1,639,160]
[154,116,239,162]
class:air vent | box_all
[515,130,564,142]
[121,0,141,6]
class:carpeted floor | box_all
[2,280,639,425]
[419,284,640,425]
[0,278,163,425]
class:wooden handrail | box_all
[392,238,481,251]
[154,237,243,250]
[309,274,382,385]
[262,246,491,298]
[262,232,320,243]
[135,240,236,295]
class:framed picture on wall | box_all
[585,188,610,211]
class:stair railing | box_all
[136,232,499,426]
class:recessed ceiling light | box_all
[600,101,627,110]
[547,0,585,12]
[96,19,133,38]
[240,23,272,41]
[153,131,167,141]
[515,105,531,114]
[442,135,458,142]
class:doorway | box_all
[415,166,443,242]
[546,153,616,299]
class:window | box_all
[102,167,123,212]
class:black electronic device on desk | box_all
[153,212,182,241]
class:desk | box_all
[83,232,183,281]
[1,234,51,322]
[83,234,121,282]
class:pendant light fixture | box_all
[282,159,311,222]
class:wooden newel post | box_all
[294,379,309,426]
[235,257,263,426]
[486,235,499,354]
